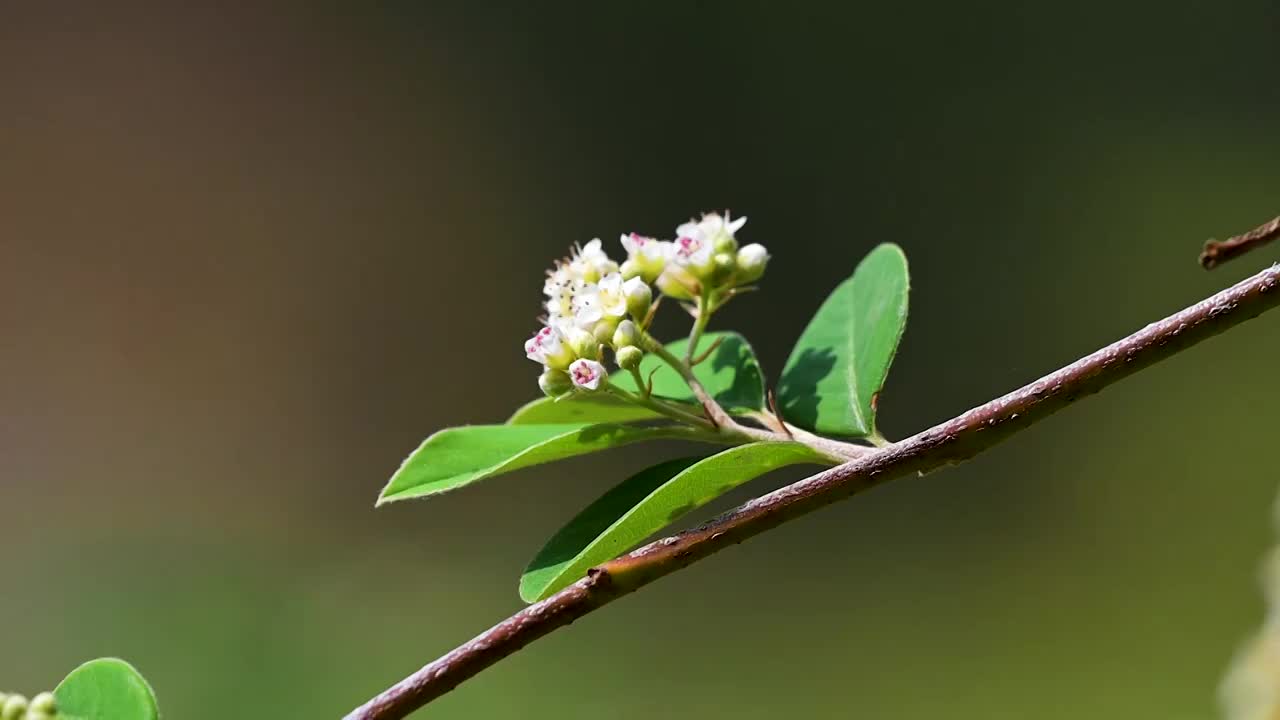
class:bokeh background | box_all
[3,3,1279,718]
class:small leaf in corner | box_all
[54,658,160,720]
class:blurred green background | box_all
[2,3,1279,718]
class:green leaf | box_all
[54,658,159,720]
[612,331,766,410]
[778,243,909,437]
[519,442,827,602]
[378,423,718,505]
[507,394,660,425]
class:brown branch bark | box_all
[1201,215,1280,269]
[346,251,1280,720]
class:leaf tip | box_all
[517,578,543,604]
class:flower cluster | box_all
[524,212,769,396]
[0,690,57,720]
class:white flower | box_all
[568,238,618,285]
[572,272,628,327]
[670,233,713,270]
[542,264,575,297]
[620,232,666,260]
[676,212,747,245]
[524,326,558,364]
[542,240,623,328]
[674,212,747,271]
[619,232,670,283]
[568,358,607,390]
[524,326,574,370]
[544,289,575,325]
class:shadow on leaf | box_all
[709,337,763,408]
[777,346,837,429]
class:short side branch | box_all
[346,259,1280,720]
[1201,215,1280,269]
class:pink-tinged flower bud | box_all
[568,358,607,391]
[736,243,769,283]
[622,276,652,320]
[539,368,573,398]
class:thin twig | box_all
[690,336,725,366]
[641,295,663,329]
[711,285,757,312]
[1200,215,1280,269]
[346,257,1280,720]
[699,399,720,429]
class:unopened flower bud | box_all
[713,233,738,254]
[736,243,769,283]
[709,252,737,285]
[613,320,639,348]
[565,327,599,360]
[568,358,607,391]
[615,345,643,370]
[620,258,642,280]
[2,695,28,720]
[539,368,573,398]
[590,315,615,342]
[655,266,698,300]
[29,692,55,715]
[621,277,651,320]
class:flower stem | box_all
[605,383,716,431]
[684,292,712,364]
[628,367,649,397]
[642,332,735,428]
